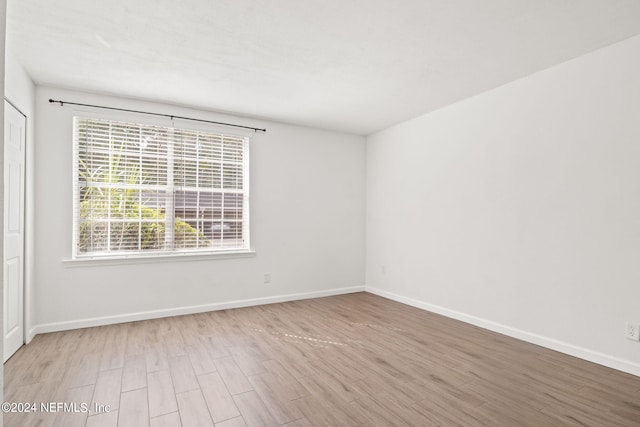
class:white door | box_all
[4,101,26,362]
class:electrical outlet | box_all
[264,273,271,284]
[625,322,640,341]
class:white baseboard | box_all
[30,285,365,336]
[366,286,640,378]
[25,328,36,345]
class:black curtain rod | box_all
[48,99,267,133]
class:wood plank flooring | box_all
[4,292,640,426]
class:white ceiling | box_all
[7,1,640,135]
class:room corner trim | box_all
[365,286,640,378]
[30,285,366,336]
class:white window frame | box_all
[71,115,251,261]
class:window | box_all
[73,117,250,258]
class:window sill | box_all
[62,249,256,268]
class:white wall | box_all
[5,49,35,342]
[366,35,640,375]
[33,86,365,332]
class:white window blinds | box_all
[73,117,250,258]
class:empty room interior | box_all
[2,0,640,426]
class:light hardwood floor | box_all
[4,292,640,426]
